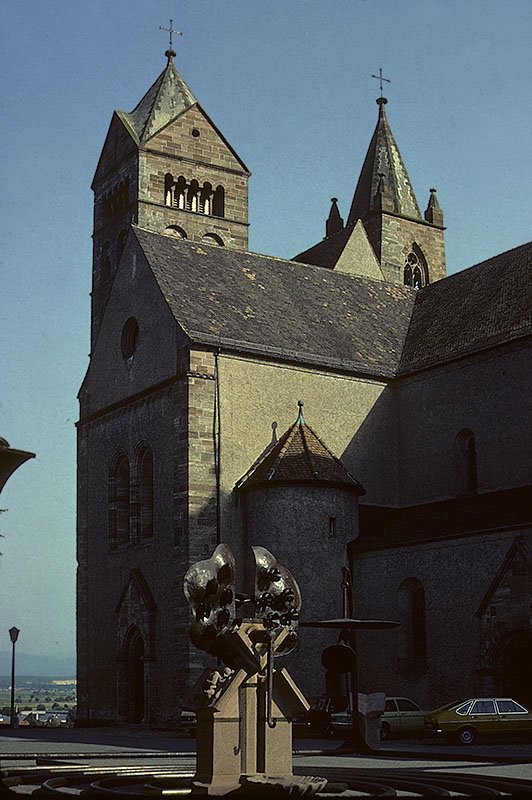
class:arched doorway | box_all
[500,631,532,707]
[125,627,145,722]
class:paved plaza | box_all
[2,726,532,796]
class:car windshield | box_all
[430,700,467,714]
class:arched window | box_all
[456,429,478,494]
[411,586,427,663]
[117,229,128,261]
[188,179,200,212]
[138,447,154,540]
[200,181,213,215]
[403,246,428,288]
[109,454,130,548]
[201,233,224,247]
[164,225,187,239]
[164,173,174,207]
[213,185,225,217]
[398,578,427,671]
[176,176,187,209]
[163,176,225,217]
[101,241,111,284]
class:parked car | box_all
[380,697,426,740]
[329,696,426,740]
[425,697,532,745]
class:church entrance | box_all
[125,627,145,723]
[500,631,532,708]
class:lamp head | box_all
[9,627,20,644]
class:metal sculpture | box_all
[183,544,326,797]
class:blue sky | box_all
[1,0,531,662]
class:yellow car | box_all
[425,697,532,745]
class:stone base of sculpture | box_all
[183,546,330,797]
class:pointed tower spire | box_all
[122,56,197,144]
[325,198,344,238]
[347,97,421,225]
[424,188,444,226]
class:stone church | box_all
[77,48,532,725]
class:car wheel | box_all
[380,722,390,741]
[457,726,476,745]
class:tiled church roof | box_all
[133,229,531,380]
[235,403,364,492]
[399,241,532,375]
[134,227,415,378]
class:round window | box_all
[121,317,139,359]
[191,128,200,138]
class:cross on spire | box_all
[372,67,391,98]
[159,19,182,56]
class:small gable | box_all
[477,537,532,618]
[335,220,385,280]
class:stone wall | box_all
[215,353,398,514]
[395,344,532,506]
[364,212,446,286]
[138,105,249,250]
[353,529,532,710]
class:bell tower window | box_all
[403,246,428,288]
[164,174,225,218]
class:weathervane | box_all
[372,67,390,98]
[159,18,182,55]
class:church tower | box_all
[90,47,250,348]
[295,94,446,287]
[347,96,446,287]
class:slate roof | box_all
[399,241,532,375]
[352,485,532,553]
[119,55,197,143]
[134,227,416,378]
[347,99,421,224]
[236,406,364,493]
[132,229,531,380]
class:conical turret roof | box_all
[119,53,197,143]
[236,402,364,493]
[347,98,421,224]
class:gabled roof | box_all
[119,55,197,143]
[294,220,384,280]
[347,98,421,224]
[399,241,532,375]
[476,536,532,617]
[293,224,354,269]
[133,227,416,379]
[131,229,531,382]
[236,404,364,492]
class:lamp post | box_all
[9,627,20,728]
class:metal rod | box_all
[266,631,276,728]
[10,640,16,728]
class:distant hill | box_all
[0,651,76,677]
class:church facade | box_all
[77,50,532,725]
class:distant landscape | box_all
[0,650,76,679]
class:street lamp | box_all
[9,626,20,728]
